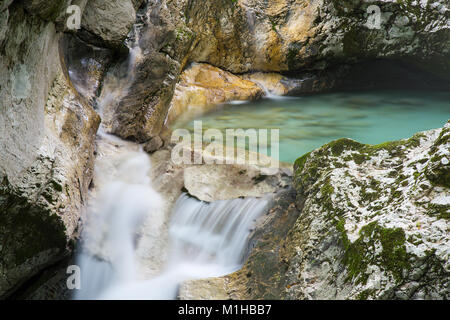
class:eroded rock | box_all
[80,0,137,48]
[180,122,449,300]
[0,2,100,298]
[166,63,264,126]
[184,0,450,80]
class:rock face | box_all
[180,123,449,300]
[184,0,450,79]
[166,63,263,126]
[98,0,195,142]
[0,2,100,298]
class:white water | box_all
[74,140,271,299]
[168,194,270,276]
[74,147,165,299]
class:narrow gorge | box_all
[0,0,449,301]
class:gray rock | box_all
[179,123,450,300]
[0,3,99,298]
[143,136,164,154]
[81,0,136,48]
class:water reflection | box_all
[172,90,450,163]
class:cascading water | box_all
[72,1,271,299]
[73,148,165,299]
[167,194,271,278]
[75,160,270,299]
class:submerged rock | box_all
[180,122,449,300]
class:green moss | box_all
[268,18,278,32]
[337,221,411,285]
[50,180,63,192]
[326,138,365,157]
[359,183,378,203]
[356,289,376,300]
[175,27,195,41]
[321,181,334,198]
[425,149,450,188]
[294,152,311,173]
[286,42,303,70]
[427,203,450,220]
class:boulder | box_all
[80,0,137,48]
[166,63,264,126]
[180,122,449,300]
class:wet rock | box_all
[143,136,164,154]
[100,0,195,142]
[166,63,264,125]
[0,2,99,298]
[60,33,115,106]
[179,122,450,300]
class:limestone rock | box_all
[22,0,70,22]
[180,122,450,300]
[143,136,164,154]
[179,277,231,300]
[166,63,264,125]
[184,0,450,80]
[81,0,137,48]
[0,2,99,298]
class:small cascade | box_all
[103,193,270,300]
[75,184,270,299]
[252,80,294,101]
[168,194,271,275]
[74,148,164,300]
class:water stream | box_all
[174,90,450,163]
[74,151,270,300]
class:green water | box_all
[173,91,450,163]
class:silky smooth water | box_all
[74,133,270,299]
[173,91,450,163]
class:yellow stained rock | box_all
[166,63,264,125]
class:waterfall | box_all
[74,160,271,299]
[168,194,270,275]
[74,147,165,299]
[73,2,271,298]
